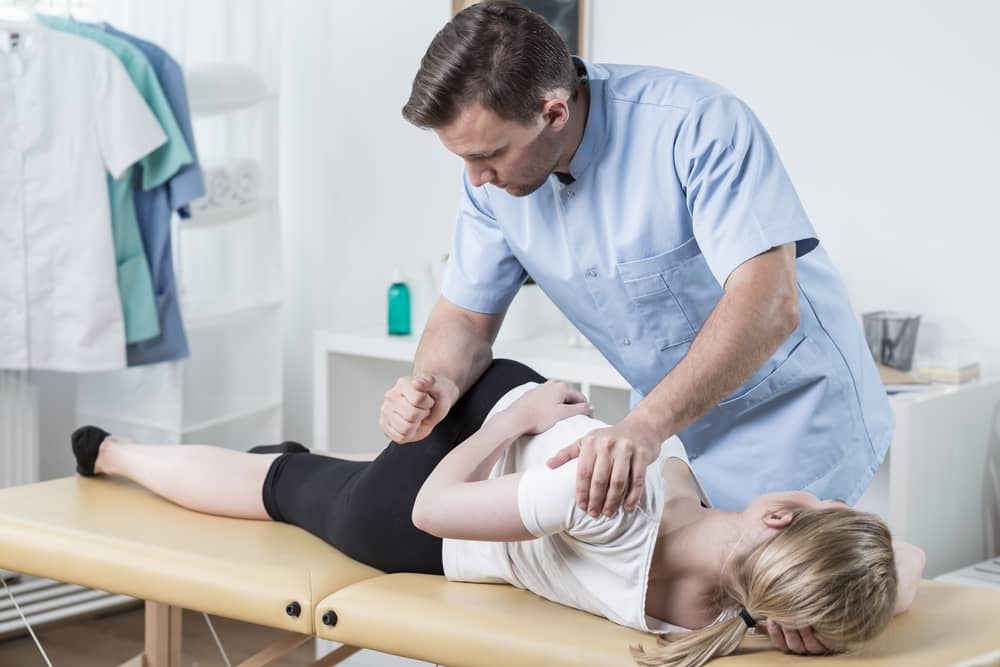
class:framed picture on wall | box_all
[452,0,587,57]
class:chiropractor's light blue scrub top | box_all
[441,59,894,510]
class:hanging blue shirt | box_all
[100,22,206,366]
[441,59,893,510]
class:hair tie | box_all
[739,608,755,628]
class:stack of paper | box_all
[877,363,932,393]
[916,363,981,384]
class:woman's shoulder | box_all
[659,437,713,508]
[661,458,705,504]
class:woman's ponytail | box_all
[630,612,758,667]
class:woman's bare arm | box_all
[411,381,591,542]
[411,411,534,541]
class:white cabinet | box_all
[76,69,283,451]
[314,327,1000,578]
[858,382,1000,578]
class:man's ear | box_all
[541,97,570,131]
[761,507,794,530]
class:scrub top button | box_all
[623,336,631,346]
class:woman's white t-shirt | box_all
[441,382,724,633]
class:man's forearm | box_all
[412,299,498,401]
[628,255,799,440]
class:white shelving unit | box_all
[76,68,283,451]
[185,198,276,227]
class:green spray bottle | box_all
[387,268,411,335]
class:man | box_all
[383,0,891,537]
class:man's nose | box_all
[467,163,495,188]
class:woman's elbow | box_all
[410,506,435,536]
[411,492,443,537]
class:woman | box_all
[71,359,923,667]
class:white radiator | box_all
[0,575,138,641]
[0,371,39,488]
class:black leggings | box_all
[261,359,546,574]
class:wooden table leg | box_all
[117,601,182,667]
[145,601,182,667]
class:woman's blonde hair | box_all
[631,507,897,667]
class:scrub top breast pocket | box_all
[617,237,723,352]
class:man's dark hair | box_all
[402,0,578,129]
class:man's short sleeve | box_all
[674,95,819,287]
[518,462,579,538]
[441,172,527,314]
[94,48,166,180]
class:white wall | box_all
[279,1,460,442]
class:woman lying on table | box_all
[71,359,924,667]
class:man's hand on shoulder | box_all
[546,418,663,517]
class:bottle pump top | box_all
[392,268,403,284]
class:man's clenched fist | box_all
[379,374,458,443]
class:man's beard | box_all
[506,145,562,197]
[506,178,548,197]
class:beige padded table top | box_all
[316,574,1000,667]
[0,476,380,634]
[4,477,1000,666]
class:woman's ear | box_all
[761,507,794,530]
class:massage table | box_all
[1,477,999,667]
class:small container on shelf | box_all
[387,268,411,336]
[862,310,921,372]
